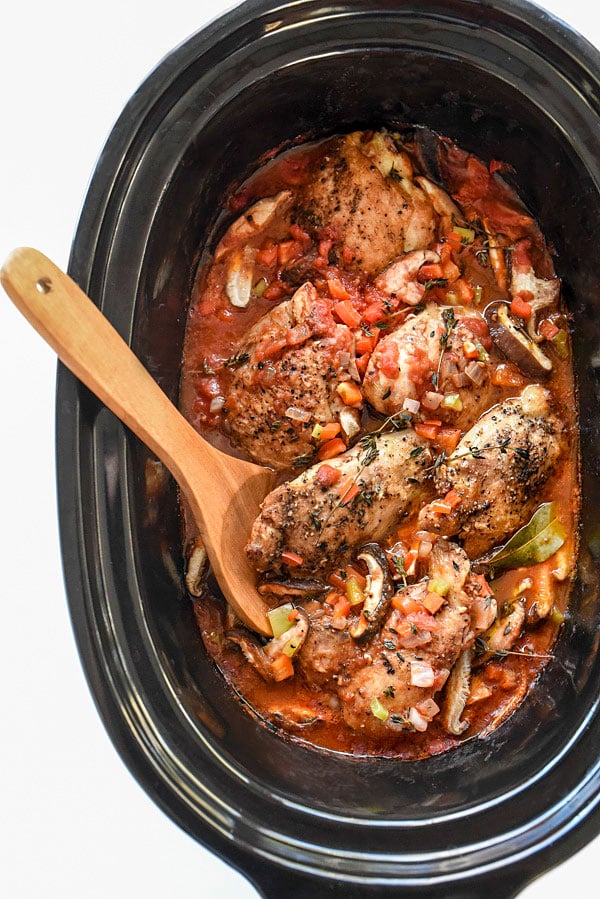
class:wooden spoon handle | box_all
[1,247,222,491]
[2,247,273,634]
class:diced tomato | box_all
[332,298,361,326]
[355,333,377,356]
[289,223,310,242]
[197,376,222,399]
[317,437,347,460]
[355,354,371,379]
[539,319,560,341]
[341,484,360,506]
[342,245,355,265]
[510,294,533,319]
[257,243,278,266]
[328,278,353,302]
[392,595,423,615]
[318,422,342,442]
[263,281,286,301]
[423,591,445,614]
[378,341,399,378]
[361,301,386,323]
[443,488,462,509]
[462,316,489,339]
[491,362,526,388]
[435,427,462,454]
[333,596,351,619]
[445,231,463,250]
[336,381,363,407]
[414,421,441,441]
[281,550,304,567]
[278,240,302,265]
[316,463,341,487]
[318,239,333,259]
[216,306,235,323]
[418,262,445,282]
[270,653,295,681]
[325,589,344,606]
[441,260,461,283]
[327,573,347,593]
[452,279,474,304]
[428,499,453,516]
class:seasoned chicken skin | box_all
[246,430,433,574]
[297,131,438,275]
[362,304,497,429]
[222,282,357,469]
[418,384,565,555]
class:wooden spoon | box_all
[1,247,275,635]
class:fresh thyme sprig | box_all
[431,307,457,390]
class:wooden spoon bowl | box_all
[1,247,275,634]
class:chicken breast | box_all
[246,430,433,574]
[297,131,438,275]
[222,282,358,469]
[418,384,565,556]
[362,304,497,430]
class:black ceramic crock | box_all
[58,1,600,896]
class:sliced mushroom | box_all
[227,609,310,682]
[484,302,552,378]
[415,176,463,236]
[185,536,208,597]
[482,219,510,292]
[349,543,393,640]
[214,190,293,262]
[477,600,526,661]
[440,647,473,735]
[374,248,440,304]
[257,575,330,599]
[510,265,560,342]
[226,628,274,680]
[225,245,258,308]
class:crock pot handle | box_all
[250,869,527,899]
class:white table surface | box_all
[1,1,597,896]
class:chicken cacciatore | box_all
[179,128,578,760]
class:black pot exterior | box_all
[58,1,600,897]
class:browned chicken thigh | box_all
[297,131,438,275]
[418,384,565,555]
[362,304,498,429]
[222,282,359,469]
[246,430,433,574]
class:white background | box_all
[1,1,598,896]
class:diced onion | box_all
[408,706,429,732]
[441,358,458,383]
[410,660,435,687]
[418,540,433,560]
[209,396,226,413]
[403,397,421,414]
[451,372,471,389]
[285,405,312,422]
[422,391,443,410]
[465,360,486,386]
